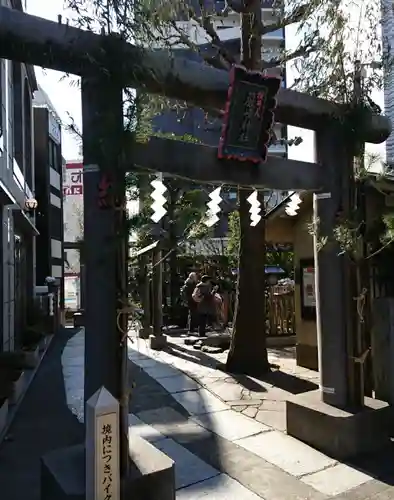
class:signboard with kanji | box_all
[96,412,119,500]
[218,65,281,163]
[86,387,120,500]
[63,162,83,196]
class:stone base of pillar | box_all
[149,334,167,350]
[286,389,393,460]
[139,327,153,339]
[40,434,175,500]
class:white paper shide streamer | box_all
[204,187,222,227]
[285,192,302,216]
[247,190,261,227]
[150,176,167,223]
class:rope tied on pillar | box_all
[353,287,368,323]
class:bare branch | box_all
[186,0,237,66]
[262,41,318,70]
[169,20,231,70]
[260,4,308,35]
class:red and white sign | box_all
[64,162,83,196]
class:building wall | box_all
[63,161,83,309]
[0,0,38,351]
[382,0,394,163]
[266,204,317,370]
[33,103,64,293]
[292,209,317,370]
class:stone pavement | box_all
[3,327,393,500]
[127,333,394,499]
[0,327,84,500]
[169,338,320,432]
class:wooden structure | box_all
[267,178,394,374]
[266,285,295,337]
[1,3,392,490]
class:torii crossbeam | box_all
[132,137,323,191]
[0,5,390,142]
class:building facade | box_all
[63,161,84,310]
[33,86,64,308]
[382,0,394,164]
[0,0,40,351]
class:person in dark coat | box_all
[193,275,217,337]
[181,272,199,333]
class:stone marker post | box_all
[86,386,120,500]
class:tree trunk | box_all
[226,0,269,375]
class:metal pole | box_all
[152,246,163,336]
[349,60,368,405]
[81,74,129,476]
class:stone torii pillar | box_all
[286,122,392,460]
[81,74,129,475]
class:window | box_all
[12,63,23,170]
[24,79,32,186]
[49,139,59,172]
[0,60,3,154]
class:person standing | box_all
[181,272,199,334]
[192,275,217,337]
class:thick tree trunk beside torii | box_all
[226,0,270,375]
[227,191,269,374]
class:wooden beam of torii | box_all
[0,6,390,143]
[131,137,323,191]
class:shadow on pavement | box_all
[255,369,318,395]
[346,444,394,487]
[127,343,225,492]
[0,327,84,500]
[166,342,222,370]
[267,347,296,359]
[167,342,269,392]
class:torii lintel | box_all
[0,6,391,144]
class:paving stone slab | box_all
[185,433,327,500]
[235,430,335,477]
[192,409,269,442]
[254,409,287,431]
[301,463,373,496]
[172,388,228,415]
[143,363,181,379]
[153,437,220,489]
[204,380,245,401]
[338,480,393,500]
[128,414,166,443]
[137,406,211,444]
[157,374,200,394]
[131,356,159,368]
[339,481,393,500]
[227,399,263,407]
[176,473,265,499]
[243,407,259,419]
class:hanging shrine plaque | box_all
[218,65,281,163]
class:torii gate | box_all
[1,5,392,497]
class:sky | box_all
[26,0,384,165]
[27,0,82,161]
